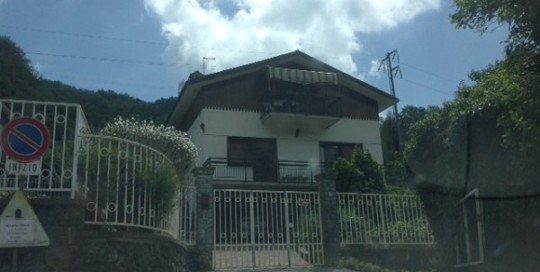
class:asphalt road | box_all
[215,266,357,272]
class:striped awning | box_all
[268,66,338,85]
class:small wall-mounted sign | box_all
[5,158,42,176]
[0,190,50,247]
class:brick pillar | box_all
[193,167,215,261]
[317,173,340,265]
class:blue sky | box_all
[0,0,508,112]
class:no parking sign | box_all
[1,117,50,163]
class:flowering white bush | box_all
[100,117,197,175]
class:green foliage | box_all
[0,36,177,129]
[450,0,540,72]
[333,148,386,193]
[405,59,540,194]
[0,36,39,99]
[451,0,540,59]
[339,195,431,244]
[100,117,197,174]
[380,106,439,186]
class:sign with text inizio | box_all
[6,158,42,175]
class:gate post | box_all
[317,173,341,265]
[193,167,215,263]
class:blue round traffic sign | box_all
[1,117,50,163]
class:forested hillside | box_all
[0,36,176,129]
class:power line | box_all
[25,51,196,68]
[0,24,282,56]
[400,62,456,83]
[0,24,166,46]
[401,77,454,96]
[44,71,168,91]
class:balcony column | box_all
[316,173,340,265]
[193,167,215,263]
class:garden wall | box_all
[0,198,192,272]
[341,244,435,271]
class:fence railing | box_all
[338,193,434,245]
[0,99,89,198]
[179,180,196,244]
[0,100,189,240]
[203,157,324,183]
[78,134,181,239]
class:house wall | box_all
[188,108,383,166]
[179,68,380,131]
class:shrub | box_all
[100,117,197,174]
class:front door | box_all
[252,138,277,182]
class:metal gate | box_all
[213,189,324,269]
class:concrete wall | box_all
[187,108,383,165]
[0,198,192,272]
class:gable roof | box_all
[166,50,398,127]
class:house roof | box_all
[166,50,398,127]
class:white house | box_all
[167,51,397,188]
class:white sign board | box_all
[0,219,35,245]
[6,158,42,175]
[0,190,49,247]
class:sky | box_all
[0,0,508,113]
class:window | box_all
[227,136,253,165]
[319,142,361,167]
[227,136,278,182]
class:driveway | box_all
[214,267,356,272]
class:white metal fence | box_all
[179,181,196,244]
[79,134,181,238]
[338,193,434,245]
[213,189,324,269]
[0,100,190,240]
[0,100,89,198]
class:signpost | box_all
[0,190,49,247]
[1,117,50,163]
[0,117,51,271]
[0,190,50,272]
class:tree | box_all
[0,36,39,99]
[332,148,386,193]
[451,0,540,68]
[406,2,540,270]
[380,105,439,186]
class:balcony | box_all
[260,95,342,130]
[202,157,327,184]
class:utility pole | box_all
[203,57,215,74]
[379,49,403,151]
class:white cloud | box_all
[368,59,382,78]
[145,0,440,81]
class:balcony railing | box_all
[261,95,342,120]
[202,157,326,184]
